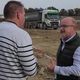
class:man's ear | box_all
[17,11,20,19]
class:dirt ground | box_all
[25,29,60,80]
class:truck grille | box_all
[50,22,59,26]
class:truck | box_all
[25,9,60,29]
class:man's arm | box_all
[54,47,80,76]
[17,32,37,76]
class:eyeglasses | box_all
[60,25,75,28]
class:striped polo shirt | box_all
[0,21,37,80]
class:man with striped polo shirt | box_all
[0,1,37,80]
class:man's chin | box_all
[61,35,66,39]
[61,34,66,38]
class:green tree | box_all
[68,9,74,16]
[59,9,68,16]
[47,6,58,10]
[74,8,80,16]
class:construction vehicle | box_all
[25,9,60,29]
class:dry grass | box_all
[26,29,60,57]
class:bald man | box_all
[47,17,80,80]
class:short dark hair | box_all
[4,1,24,19]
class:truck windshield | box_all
[46,13,59,19]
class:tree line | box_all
[60,8,80,16]
[25,7,80,16]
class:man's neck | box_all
[5,18,19,27]
[62,33,76,42]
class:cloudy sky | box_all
[0,0,80,14]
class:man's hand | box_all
[47,58,56,72]
[33,47,43,58]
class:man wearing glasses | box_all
[47,17,80,80]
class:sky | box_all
[0,0,80,14]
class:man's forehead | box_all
[61,18,74,25]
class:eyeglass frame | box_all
[59,25,75,28]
